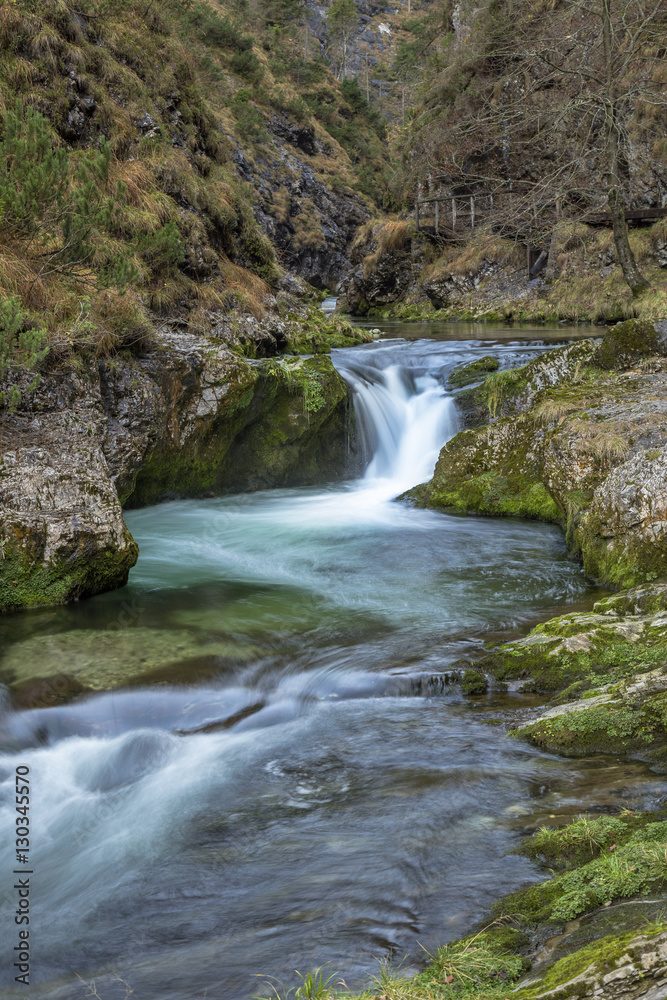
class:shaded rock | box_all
[1,332,355,612]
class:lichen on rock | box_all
[412,321,667,590]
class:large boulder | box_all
[0,332,354,612]
[412,322,667,590]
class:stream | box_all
[1,322,666,1000]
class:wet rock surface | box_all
[412,322,667,590]
[0,332,354,612]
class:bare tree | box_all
[409,0,667,294]
[326,0,359,80]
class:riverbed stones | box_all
[0,627,260,694]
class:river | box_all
[1,323,666,1000]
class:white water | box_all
[3,335,651,1000]
[345,362,455,497]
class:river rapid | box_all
[1,322,666,1000]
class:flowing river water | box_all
[2,322,667,999]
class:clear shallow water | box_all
[1,329,665,1000]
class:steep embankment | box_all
[338,216,667,324]
[1,326,359,613]
[0,0,395,612]
[339,0,667,323]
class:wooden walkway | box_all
[414,189,666,236]
[413,188,666,276]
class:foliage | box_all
[483,368,527,417]
[0,101,68,237]
[0,296,49,411]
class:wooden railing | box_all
[414,189,666,235]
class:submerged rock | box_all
[0,627,259,694]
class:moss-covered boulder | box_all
[119,343,353,506]
[591,317,667,371]
[412,324,667,589]
[2,330,356,613]
[447,355,500,388]
[478,604,667,696]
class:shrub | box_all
[0,297,49,411]
[230,50,264,83]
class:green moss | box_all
[591,318,662,371]
[516,693,667,755]
[512,926,667,1000]
[448,356,500,388]
[427,471,560,523]
[126,354,350,506]
[283,310,372,354]
[0,536,138,613]
[460,669,489,695]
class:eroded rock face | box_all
[0,368,138,613]
[413,322,667,590]
[233,140,369,290]
[336,221,426,315]
[0,333,353,612]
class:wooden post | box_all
[556,196,562,219]
[470,195,475,229]
[415,202,420,232]
[434,200,439,235]
[452,198,456,230]
[526,245,531,277]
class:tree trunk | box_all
[608,187,649,295]
[602,0,649,295]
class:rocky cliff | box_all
[0,329,356,614]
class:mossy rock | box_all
[460,668,489,695]
[448,355,500,388]
[591,318,664,370]
[514,691,667,756]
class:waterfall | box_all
[336,355,457,497]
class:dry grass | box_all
[362,220,414,275]
[219,259,270,318]
[292,199,326,252]
[569,419,632,462]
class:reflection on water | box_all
[1,330,662,1000]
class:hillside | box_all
[0,0,407,375]
[339,0,667,323]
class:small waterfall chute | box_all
[338,357,457,497]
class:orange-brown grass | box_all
[219,259,270,319]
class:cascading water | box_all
[2,332,662,1000]
[341,358,456,495]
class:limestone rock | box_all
[414,323,667,590]
[1,333,354,612]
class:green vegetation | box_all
[448,356,500,389]
[253,809,667,1000]
[0,295,48,410]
